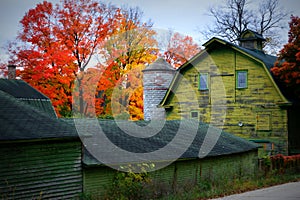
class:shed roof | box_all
[72,119,259,166]
[0,90,77,141]
[0,79,57,118]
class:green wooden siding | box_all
[83,150,257,197]
[0,140,82,199]
[83,166,115,197]
[165,46,288,154]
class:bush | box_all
[260,154,300,175]
[103,163,154,200]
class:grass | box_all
[159,171,300,200]
[81,169,300,200]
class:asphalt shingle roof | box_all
[0,90,77,141]
[68,119,259,166]
[225,39,277,69]
[0,79,57,118]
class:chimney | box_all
[7,65,16,79]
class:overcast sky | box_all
[0,0,300,62]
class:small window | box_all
[256,113,271,131]
[191,111,199,119]
[236,70,248,89]
[199,73,209,90]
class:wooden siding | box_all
[166,46,288,154]
[156,151,257,188]
[83,166,115,196]
[0,140,82,199]
[83,150,257,197]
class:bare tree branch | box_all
[201,0,288,54]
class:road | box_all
[210,181,300,200]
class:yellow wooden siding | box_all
[166,47,288,148]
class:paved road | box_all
[210,181,300,200]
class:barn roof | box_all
[71,119,259,166]
[0,79,57,118]
[203,37,276,69]
[0,90,77,141]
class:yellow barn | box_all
[153,30,294,156]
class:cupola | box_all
[238,30,266,51]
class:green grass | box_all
[159,171,300,200]
[80,170,300,200]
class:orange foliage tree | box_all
[271,15,300,100]
[7,0,200,119]
[8,0,120,116]
[164,32,200,68]
[96,7,158,120]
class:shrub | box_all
[261,154,300,175]
[103,163,154,200]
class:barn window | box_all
[190,111,199,119]
[256,113,271,131]
[236,70,248,89]
[199,73,209,90]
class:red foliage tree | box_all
[9,0,119,116]
[0,62,7,78]
[164,32,200,68]
[271,16,300,100]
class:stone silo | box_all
[142,58,175,121]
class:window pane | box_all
[199,73,208,90]
[237,71,247,88]
[191,111,198,118]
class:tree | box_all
[103,7,158,71]
[271,15,300,100]
[0,62,7,78]
[96,7,158,120]
[163,32,200,68]
[55,0,120,115]
[8,0,120,116]
[203,0,287,53]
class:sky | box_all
[0,0,300,62]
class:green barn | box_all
[79,120,258,197]
[0,80,82,199]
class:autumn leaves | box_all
[8,0,199,118]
